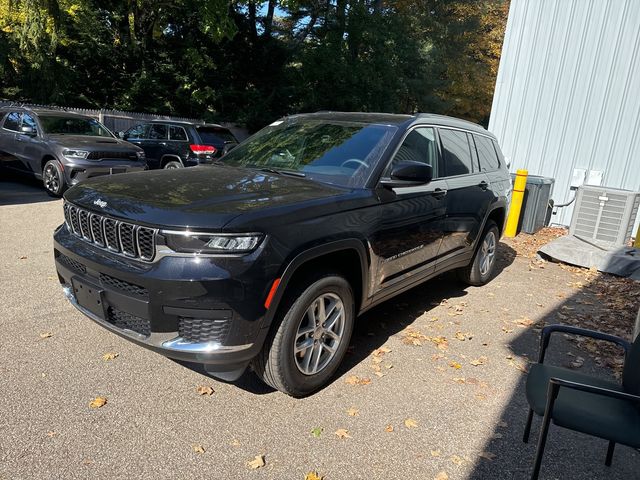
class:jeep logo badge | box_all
[93,199,107,208]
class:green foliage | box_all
[0,0,509,129]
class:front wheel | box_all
[253,274,355,397]
[43,160,66,197]
[458,221,499,286]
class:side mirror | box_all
[20,125,36,136]
[381,161,433,188]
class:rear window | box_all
[3,112,21,132]
[196,126,237,145]
[474,134,501,171]
[439,128,474,176]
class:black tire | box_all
[163,160,183,169]
[43,160,67,197]
[253,274,355,397]
[458,220,500,286]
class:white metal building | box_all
[489,0,640,230]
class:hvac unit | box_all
[569,185,640,248]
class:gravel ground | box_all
[1,174,638,480]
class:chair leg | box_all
[605,441,615,467]
[523,408,534,443]
[531,409,552,480]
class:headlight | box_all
[63,149,90,159]
[136,150,146,160]
[163,232,263,254]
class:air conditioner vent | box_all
[569,185,640,248]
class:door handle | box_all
[479,180,489,190]
[432,188,448,198]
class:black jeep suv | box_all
[0,107,146,196]
[54,112,511,396]
[119,120,238,169]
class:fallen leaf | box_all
[89,397,107,409]
[470,357,487,366]
[374,371,385,378]
[498,421,508,428]
[569,356,585,369]
[384,424,394,432]
[449,455,465,465]
[231,439,241,446]
[479,451,496,461]
[247,454,265,469]
[372,346,391,357]
[404,418,418,429]
[435,472,449,480]
[19,255,27,260]
[345,375,371,386]
[196,385,215,396]
[39,332,53,339]
[452,377,466,384]
[310,427,323,438]
[46,431,57,437]
[192,444,205,454]
[305,472,323,480]
[347,408,359,417]
[431,449,441,457]
[449,361,462,370]
[102,352,119,361]
[334,428,351,439]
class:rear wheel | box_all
[163,160,183,169]
[253,274,355,397]
[43,160,66,197]
[458,220,499,286]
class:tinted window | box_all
[474,134,500,171]
[387,127,439,177]
[22,113,37,131]
[125,124,148,140]
[220,120,397,188]
[196,126,237,145]
[148,124,168,140]
[3,112,21,131]
[39,116,113,137]
[439,129,473,176]
[169,125,188,141]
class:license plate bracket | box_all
[72,278,105,319]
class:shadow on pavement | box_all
[467,268,640,479]
[0,170,57,206]
[182,241,517,396]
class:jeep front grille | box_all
[63,202,157,261]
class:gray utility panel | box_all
[511,174,555,234]
[569,185,640,248]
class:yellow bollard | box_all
[635,224,640,248]
[505,169,528,238]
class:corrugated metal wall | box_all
[489,0,640,230]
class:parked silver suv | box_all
[0,107,147,196]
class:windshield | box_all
[220,120,397,187]
[39,115,113,138]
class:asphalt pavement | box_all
[1,174,638,479]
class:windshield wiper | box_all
[257,167,306,178]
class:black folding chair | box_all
[523,324,640,480]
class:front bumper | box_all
[54,225,275,380]
[62,159,147,186]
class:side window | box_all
[148,124,168,140]
[387,127,438,177]
[439,128,473,177]
[125,124,148,140]
[3,112,21,132]
[169,125,188,141]
[22,113,37,132]
[474,134,500,172]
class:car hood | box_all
[64,166,355,230]
[48,135,142,151]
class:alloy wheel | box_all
[479,231,497,276]
[44,164,60,193]
[293,293,345,375]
